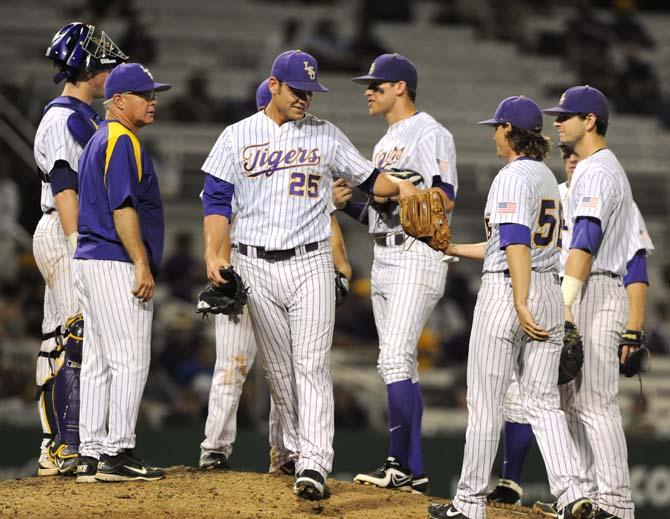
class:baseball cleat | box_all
[294,469,327,500]
[95,449,165,482]
[278,460,296,476]
[76,456,99,483]
[353,457,412,490]
[38,449,59,476]
[199,451,230,470]
[411,474,429,494]
[48,442,79,476]
[558,498,593,519]
[428,503,471,519]
[533,500,558,518]
[593,509,623,519]
[487,478,522,505]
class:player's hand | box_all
[132,262,155,302]
[205,254,230,286]
[515,304,550,342]
[397,180,419,200]
[332,178,352,210]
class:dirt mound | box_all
[0,466,545,518]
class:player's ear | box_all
[583,113,597,132]
[269,77,281,96]
[395,81,407,97]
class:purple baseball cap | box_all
[542,85,609,120]
[271,50,328,92]
[256,78,272,110]
[352,53,418,91]
[104,63,171,100]
[477,95,543,132]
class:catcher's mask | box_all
[46,22,128,84]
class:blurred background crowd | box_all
[1,0,669,447]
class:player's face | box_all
[553,113,586,145]
[493,123,512,158]
[275,82,312,120]
[564,152,579,176]
[364,81,396,116]
[121,90,158,127]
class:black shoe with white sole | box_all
[294,469,327,500]
[411,474,429,494]
[353,457,412,490]
[533,500,558,518]
[76,456,99,483]
[558,498,593,519]
[95,449,165,482]
[199,451,230,470]
[428,503,471,519]
[487,478,522,505]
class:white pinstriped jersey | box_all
[368,112,458,234]
[483,159,561,273]
[558,181,571,275]
[631,202,654,255]
[566,149,635,276]
[34,107,83,212]
[203,111,373,250]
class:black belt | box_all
[238,241,319,261]
[45,208,56,215]
[502,269,560,282]
[592,272,620,279]
[373,233,406,247]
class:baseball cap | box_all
[352,53,418,91]
[477,95,543,132]
[256,78,272,110]
[271,50,328,92]
[104,63,171,100]
[542,85,609,120]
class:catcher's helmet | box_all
[46,22,128,84]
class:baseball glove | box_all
[559,321,584,385]
[196,266,248,316]
[335,271,349,307]
[619,329,650,377]
[399,188,452,253]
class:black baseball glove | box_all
[619,329,650,377]
[196,266,248,316]
[335,271,350,307]
[559,321,584,385]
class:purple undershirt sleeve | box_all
[499,223,531,249]
[202,173,234,220]
[431,175,455,201]
[570,216,603,254]
[623,249,649,286]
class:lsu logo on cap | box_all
[369,62,376,74]
[141,65,154,80]
[303,61,315,80]
[559,91,567,106]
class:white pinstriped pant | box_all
[201,249,288,470]
[560,275,634,519]
[32,212,79,385]
[371,239,447,384]
[453,271,584,519]
[74,259,153,458]
[235,241,335,478]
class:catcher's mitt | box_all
[196,266,248,316]
[399,188,452,253]
[619,329,650,377]
[335,271,349,307]
[559,321,584,385]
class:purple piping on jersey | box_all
[431,176,455,200]
[358,168,381,196]
[342,201,369,224]
[514,156,540,161]
[202,173,234,220]
[499,223,531,249]
[623,249,648,287]
[570,216,602,254]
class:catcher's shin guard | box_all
[36,375,58,442]
[52,314,84,447]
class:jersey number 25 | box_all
[289,172,320,198]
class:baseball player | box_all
[201,50,419,500]
[73,63,170,482]
[428,96,591,519]
[199,78,353,474]
[543,85,637,519]
[33,22,126,476]
[486,144,579,507]
[335,54,457,494]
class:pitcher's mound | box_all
[0,466,546,518]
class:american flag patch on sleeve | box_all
[579,196,600,208]
[498,201,518,214]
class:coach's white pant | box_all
[236,241,335,479]
[453,272,584,519]
[33,212,80,442]
[201,303,289,470]
[371,238,447,384]
[74,259,152,458]
[561,275,634,519]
